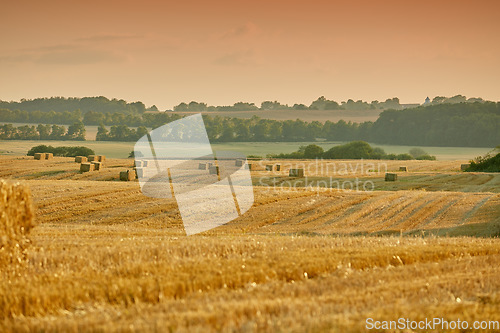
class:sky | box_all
[1,0,499,110]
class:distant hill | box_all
[0,94,493,115]
[0,96,149,114]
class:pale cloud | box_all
[213,49,257,66]
[75,34,143,43]
[0,35,136,66]
[35,48,126,65]
[0,54,34,63]
[21,44,77,52]
[220,22,260,40]
[0,46,127,66]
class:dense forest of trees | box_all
[0,97,498,147]
[370,102,499,147]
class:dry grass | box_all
[3,156,500,193]
[0,180,35,265]
[0,156,499,332]
[1,233,499,332]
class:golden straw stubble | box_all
[0,180,35,264]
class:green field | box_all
[173,109,383,122]
[0,139,492,160]
[213,142,493,160]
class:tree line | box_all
[0,108,182,126]
[27,145,95,157]
[370,102,499,147]
[96,102,500,147]
[172,95,486,112]
[1,102,498,147]
[0,94,487,117]
[0,123,85,140]
[0,96,151,114]
[270,142,436,160]
[466,147,500,172]
[96,125,149,142]
[174,97,404,111]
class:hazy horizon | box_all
[2,0,499,109]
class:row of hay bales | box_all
[383,166,409,181]
[76,155,105,173]
[119,159,152,181]
[385,166,409,181]
[75,155,105,163]
[33,153,53,160]
[197,159,259,176]
[0,180,35,265]
[80,162,103,172]
[266,164,282,172]
[385,164,471,182]
[198,162,219,175]
[121,160,469,184]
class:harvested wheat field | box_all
[0,155,499,332]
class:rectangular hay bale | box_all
[385,173,397,181]
[276,164,281,171]
[97,155,106,162]
[87,155,98,162]
[198,163,208,170]
[91,161,102,171]
[266,165,274,171]
[399,166,408,172]
[34,153,45,160]
[289,169,304,177]
[45,153,53,160]
[75,156,87,163]
[120,170,136,181]
[80,163,94,173]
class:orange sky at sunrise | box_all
[1,0,499,109]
